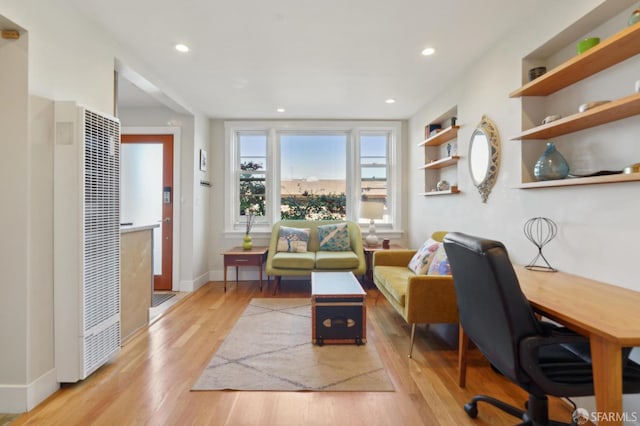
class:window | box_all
[238,132,267,216]
[359,133,389,224]
[225,121,402,234]
[280,133,347,220]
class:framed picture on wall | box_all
[200,149,208,171]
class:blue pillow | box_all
[318,223,350,251]
[276,226,310,253]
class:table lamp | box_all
[360,201,384,246]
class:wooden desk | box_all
[515,265,640,426]
[222,247,268,292]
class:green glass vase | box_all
[242,235,253,250]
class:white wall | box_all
[0,0,206,412]
[0,13,29,400]
[409,0,639,286]
[407,1,640,421]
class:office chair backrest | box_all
[443,232,543,384]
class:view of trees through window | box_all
[239,133,267,219]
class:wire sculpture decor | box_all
[523,217,558,272]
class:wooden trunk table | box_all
[311,271,366,345]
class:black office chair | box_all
[443,232,640,426]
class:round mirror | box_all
[468,115,500,203]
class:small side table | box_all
[222,246,269,292]
[363,244,403,288]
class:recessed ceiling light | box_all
[421,47,436,56]
[277,108,285,113]
[385,98,396,104]
[175,43,190,53]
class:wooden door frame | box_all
[122,126,181,291]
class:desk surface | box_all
[515,264,640,346]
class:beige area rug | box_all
[192,298,394,392]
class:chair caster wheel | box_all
[464,402,478,418]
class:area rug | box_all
[192,298,394,392]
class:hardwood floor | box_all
[12,280,577,425]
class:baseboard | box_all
[179,271,210,292]
[209,269,268,282]
[0,368,59,413]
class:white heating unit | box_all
[54,101,121,382]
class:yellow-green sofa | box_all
[266,220,366,292]
[372,231,458,357]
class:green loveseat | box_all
[266,220,366,293]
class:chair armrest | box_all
[404,274,458,324]
[373,250,417,267]
[519,328,592,393]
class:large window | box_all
[225,121,402,233]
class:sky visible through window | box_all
[240,133,387,180]
[281,134,346,180]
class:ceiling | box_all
[66,0,556,119]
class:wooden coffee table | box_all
[311,271,366,345]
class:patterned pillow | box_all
[427,243,451,275]
[318,223,350,251]
[276,226,310,253]
[408,238,440,275]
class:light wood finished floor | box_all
[12,281,577,426]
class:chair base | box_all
[464,394,573,426]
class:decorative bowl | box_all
[577,37,600,54]
[542,115,561,124]
[578,100,610,113]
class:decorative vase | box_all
[533,142,570,181]
[242,235,253,250]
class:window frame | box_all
[224,120,403,236]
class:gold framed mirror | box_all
[468,115,500,203]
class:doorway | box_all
[121,134,174,291]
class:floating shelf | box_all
[512,93,640,140]
[418,125,459,147]
[510,22,640,98]
[517,173,640,189]
[420,186,460,196]
[419,155,460,170]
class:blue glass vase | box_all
[533,142,569,181]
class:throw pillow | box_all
[408,238,440,275]
[427,243,451,275]
[318,223,350,251]
[276,226,310,253]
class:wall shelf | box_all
[512,16,640,190]
[420,155,460,170]
[420,187,460,196]
[510,22,640,98]
[418,125,459,147]
[517,173,640,189]
[512,93,640,140]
